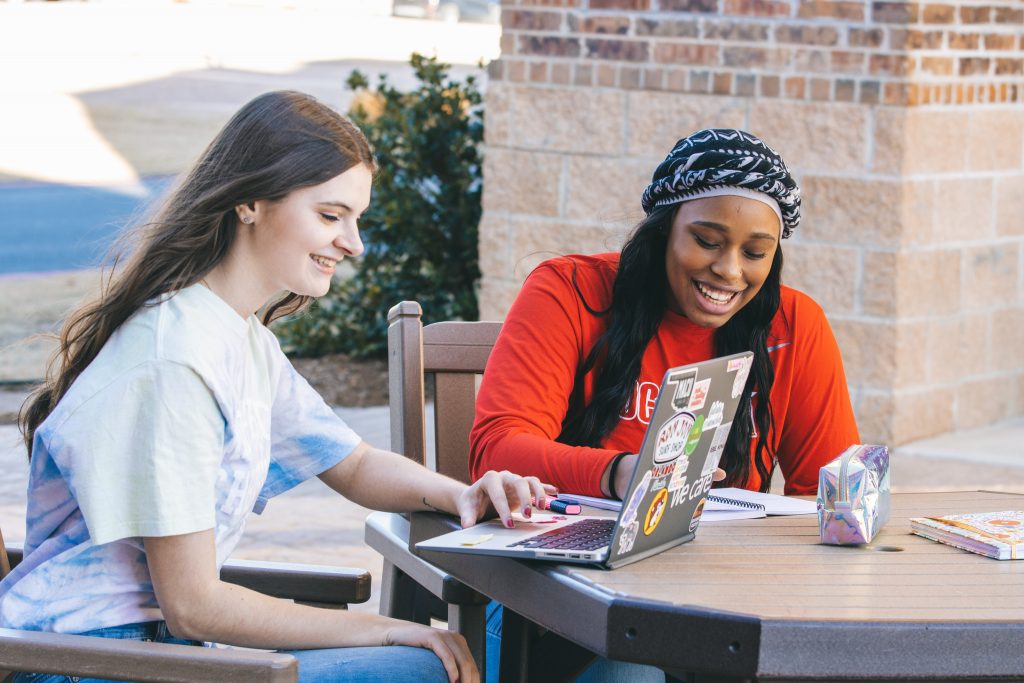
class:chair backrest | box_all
[387,301,500,484]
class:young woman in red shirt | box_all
[471,129,860,682]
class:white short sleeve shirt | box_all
[0,284,361,633]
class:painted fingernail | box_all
[505,519,515,529]
[523,506,532,518]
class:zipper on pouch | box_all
[835,445,857,512]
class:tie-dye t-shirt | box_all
[0,284,360,633]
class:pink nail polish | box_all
[505,519,515,529]
[523,506,532,519]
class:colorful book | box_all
[910,511,1024,560]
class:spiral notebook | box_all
[568,487,816,521]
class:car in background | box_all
[392,0,500,24]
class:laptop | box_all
[416,350,754,569]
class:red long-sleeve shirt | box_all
[469,253,860,496]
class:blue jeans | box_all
[485,601,665,683]
[12,620,448,683]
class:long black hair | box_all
[557,205,782,492]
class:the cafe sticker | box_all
[653,411,695,464]
[643,488,669,536]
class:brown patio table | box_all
[410,490,1024,682]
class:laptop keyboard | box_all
[507,518,615,551]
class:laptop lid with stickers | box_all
[415,350,753,569]
[605,350,753,569]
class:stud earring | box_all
[241,216,253,224]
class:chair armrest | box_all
[6,543,370,605]
[0,628,297,682]
[364,512,487,605]
[221,559,371,605]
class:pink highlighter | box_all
[548,498,582,515]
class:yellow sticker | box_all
[459,534,494,546]
[644,489,669,536]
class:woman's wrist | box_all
[605,453,629,500]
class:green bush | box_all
[275,53,484,358]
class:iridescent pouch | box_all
[817,444,890,545]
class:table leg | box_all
[498,605,599,682]
[499,606,530,683]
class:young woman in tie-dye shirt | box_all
[1,91,551,683]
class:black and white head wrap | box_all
[641,129,801,238]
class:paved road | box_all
[0,2,496,275]
[0,177,174,275]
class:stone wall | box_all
[478,0,1024,445]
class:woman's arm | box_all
[469,259,624,496]
[317,442,555,527]
[144,531,476,683]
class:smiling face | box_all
[664,195,781,328]
[242,163,373,300]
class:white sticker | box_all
[668,454,690,492]
[687,378,711,411]
[653,411,695,464]
[731,356,753,399]
[703,400,725,431]
[617,520,640,555]
[621,470,652,527]
[703,421,733,475]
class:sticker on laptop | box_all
[689,498,706,533]
[687,378,711,411]
[667,453,691,492]
[617,520,640,555]
[729,355,753,398]
[665,368,699,411]
[621,470,652,527]
[653,411,695,464]
[703,421,733,475]
[459,534,493,546]
[703,401,725,431]
[683,415,704,456]
[644,488,669,536]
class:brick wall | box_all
[479,0,1024,445]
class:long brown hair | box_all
[20,90,375,452]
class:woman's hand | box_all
[384,623,479,683]
[456,470,558,528]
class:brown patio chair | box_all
[0,507,371,681]
[364,300,499,674]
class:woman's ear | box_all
[235,204,255,225]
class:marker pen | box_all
[548,498,582,515]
